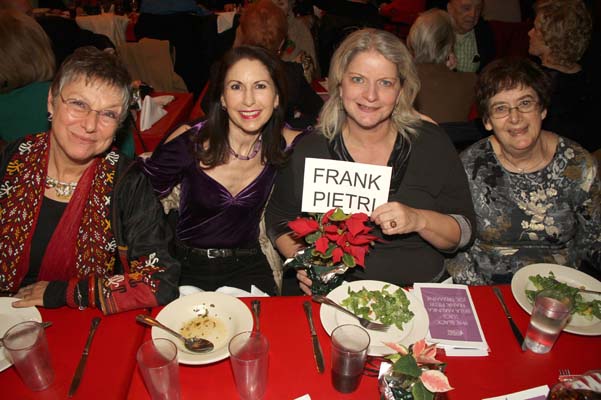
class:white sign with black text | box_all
[301,158,392,215]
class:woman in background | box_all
[0,9,54,142]
[447,58,600,285]
[528,0,597,152]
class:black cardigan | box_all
[266,122,476,285]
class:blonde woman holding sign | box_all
[265,29,476,294]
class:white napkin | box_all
[216,11,236,34]
[482,385,549,400]
[178,285,269,298]
[216,285,269,297]
[139,95,174,131]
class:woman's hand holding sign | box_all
[371,202,426,236]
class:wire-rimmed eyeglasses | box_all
[59,94,120,126]
[489,99,539,119]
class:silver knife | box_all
[68,317,101,397]
[303,301,325,373]
[492,287,525,350]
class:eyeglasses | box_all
[59,94,120,126]
[489,99,539,119]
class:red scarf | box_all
[0,132,118,291]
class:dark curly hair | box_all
[190,46,288,168]
[476,57,552,122]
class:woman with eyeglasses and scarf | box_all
[0,46,180,314]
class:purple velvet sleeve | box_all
[139,129,195,198]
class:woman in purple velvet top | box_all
[140,46,302,295]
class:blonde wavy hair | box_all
[0,9,55,93]
[317,28,421,142]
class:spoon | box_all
[135,314,214,353]
[251,300,261,333]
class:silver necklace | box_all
[45,176,78,198]
[498,143,548,174]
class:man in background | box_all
[446,0,495,72]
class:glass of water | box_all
[523,290,573,354]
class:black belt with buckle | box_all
[177,243,260,259]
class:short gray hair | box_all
[407,9,455,65]
[317,29,421,142]
[50,46,131,122]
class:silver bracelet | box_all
[75,283,87,311]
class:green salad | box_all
[526,272,601,320]
[340,284,414,330]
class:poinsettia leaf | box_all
[420,370,453,393]
[314,236,329,254]
[305,231,322,244]
[332,247,344,263]
[349,212,369,222]
[392,354,421,377]
[320,243,335,258]
[411,381,434,400]
[342,252,356,268]
[383,342,409,355]
[288,217,319,237]
[329,208,350,222]
[347,245,367,267]
[320,209,335,224]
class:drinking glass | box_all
[136,338,181,400]
[3,321,54,391]
[229,331,269,400]
[330,324,370,393]
[523,290,573,354]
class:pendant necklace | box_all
[229,136,262,160]
[45,176,78,198]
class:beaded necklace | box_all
[228,136,262,161]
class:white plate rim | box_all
[0,298,42,372]
[319,280,429,356]
[152,292,253,365]
[511,263,601,336]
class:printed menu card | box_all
[414,283,489,356]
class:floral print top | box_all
[446,136,601,285]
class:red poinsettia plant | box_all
[288,208,379,268]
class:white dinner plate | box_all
[0,298,42,372]
[152,292,253,365]
[511,263,601,336]
[319,280,429,356]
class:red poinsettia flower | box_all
[288,217,319,237]
[288,208,379,269]
[314,236,330,254]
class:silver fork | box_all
[558,368,580,382]
[312,295,390,332]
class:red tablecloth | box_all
[443,285,601,399]
[127,297,380,400]
[133,92,194,155]
[3,286,600,399]
[127,287,601,400]
[1,308,144,400]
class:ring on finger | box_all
[390,220,397,229]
